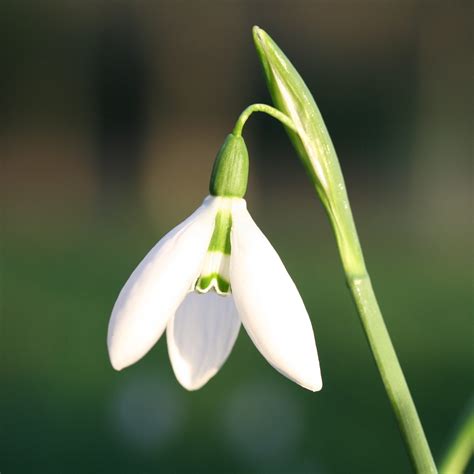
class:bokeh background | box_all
[1,1,472,473]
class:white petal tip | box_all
[306,378,323,392]
[175,371,216,391]
[178,380,206,392]
[110,361,125,371]
[288,371,322,392]
[269,360,323,392]
[108,344,135,371]
[109,353,126,371]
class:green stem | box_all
[233,103,298,137]
[329,191,437,473]
[347,273,437,473]
[439,400,474,474]
[325,193,436,473]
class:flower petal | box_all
[230,202,322,391]
[167,292,241,391]
[107,197,218,371]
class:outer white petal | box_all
[230,201,322,391]
[167,292,241,391]
[107,196,218,371]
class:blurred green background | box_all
[1,1,472,473]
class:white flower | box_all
[107,195,322,392]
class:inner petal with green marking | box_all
[195,208,232,296]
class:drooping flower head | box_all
[108,132,322,391]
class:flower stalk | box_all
[233,103,299,137]
[252,26,437,473]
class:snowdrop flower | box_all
[107,134,322,391]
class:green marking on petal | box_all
[208,210,232,255]
[196,273,231,295]
[194,205,233,295]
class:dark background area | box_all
[1,1,472,473]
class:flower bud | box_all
[253,26,365,275]
[253,26,340,204]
